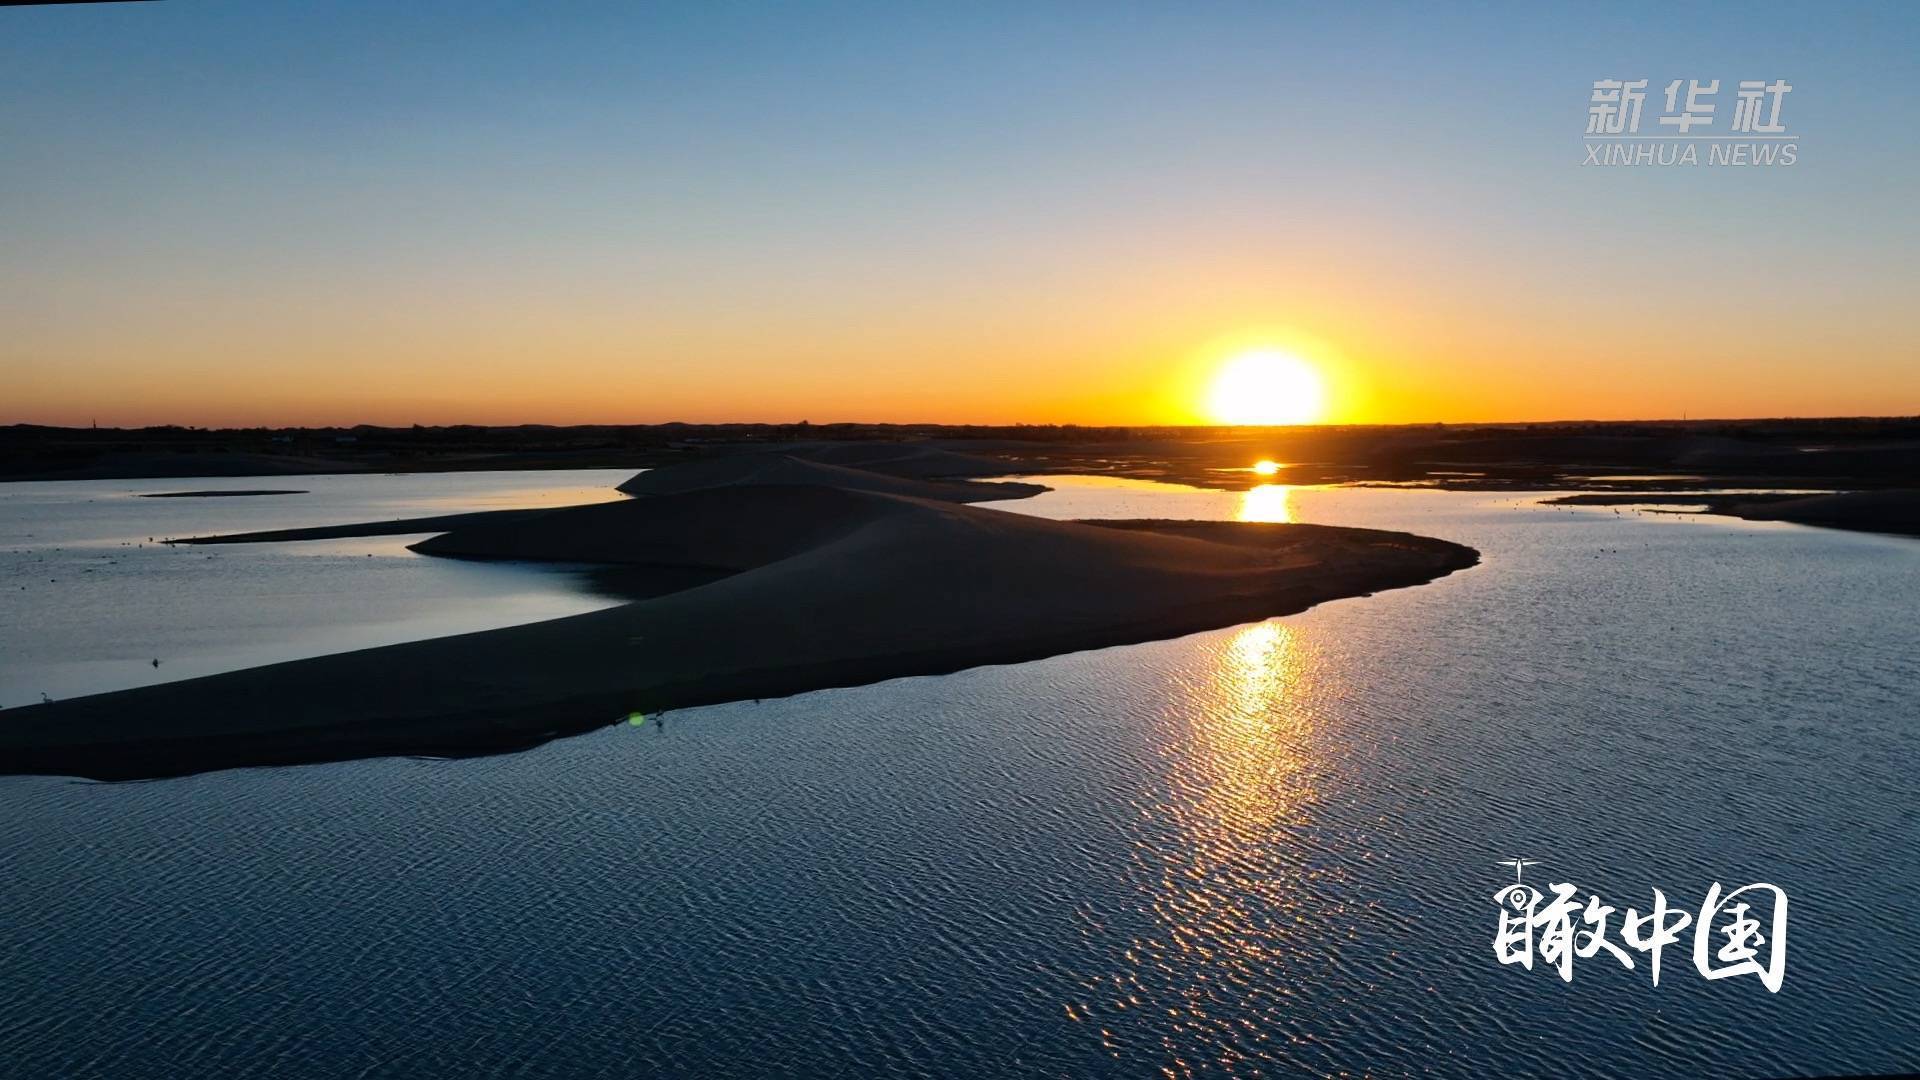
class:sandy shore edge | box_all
[2,487,1477,781]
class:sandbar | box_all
[2,477,1476,780]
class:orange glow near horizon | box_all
[7,309,1916,429]
[6,6,1917,432]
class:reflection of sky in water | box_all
[0,470,634,705]
[2,477,1917,1078]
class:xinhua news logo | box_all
[1585,79,1797,167]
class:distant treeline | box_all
[4,415,1918,483]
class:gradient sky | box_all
[4,1,1917,426]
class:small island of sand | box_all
[0,449,1476,780]
[1544,489,1920,537]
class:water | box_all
[0,470,632,707]
[2,474,1916,1078]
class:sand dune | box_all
[1,483,1475,780]
[679,441,1022,479]
[165,454,1039,548]
[615,451,1043,501]
[415,484,899,569]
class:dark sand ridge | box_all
[1544,489,1920,538]
[140,489,308,498]
[163,508,551,546]
[0,483,1476,781]
[158,452,1041,547]
[613,451,1045,500]
[677,441,1024,480]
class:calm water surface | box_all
[0,470,631,707]
[2,473,1916,1078]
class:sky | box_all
[3,1,1917,427]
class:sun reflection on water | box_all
[1078,620,1346,1075]
[1237,484,1293,524]
[1191,621,1314,828]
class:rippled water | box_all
[2,475,1916,1078]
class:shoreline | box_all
[139,489,309,498]
[1543,490,1920,538]
[0,484,1477,781]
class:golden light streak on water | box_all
[1237,484,1294,524]
[1082,619,1343,1076]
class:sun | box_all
[1206,349,1327,425]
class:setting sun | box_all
[1207,350,1328,426]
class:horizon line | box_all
[9,413,1920,433]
